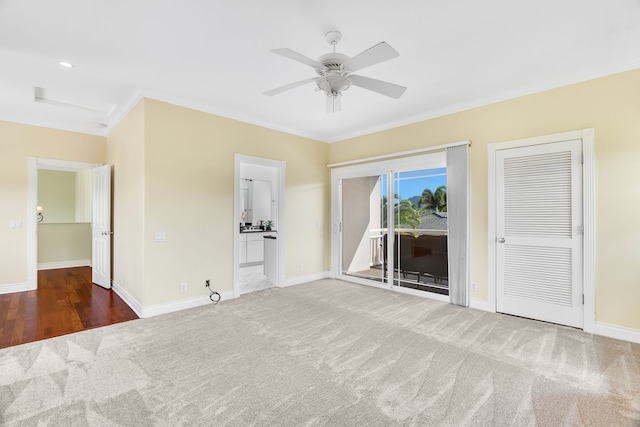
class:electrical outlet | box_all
[180,282,187,292]
[471,282,477,291]
[298,263,305,272]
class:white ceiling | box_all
[2,0,640,142]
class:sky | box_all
[380,167,447,200]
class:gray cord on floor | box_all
[205,280,221,304]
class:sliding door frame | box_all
[330,151,452,302]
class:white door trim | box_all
[233,154,286,298]
[27,157,102,290]
[487,129,595,332]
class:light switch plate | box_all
[9,220,22,229]
[155,231,167,242]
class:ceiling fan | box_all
[264,31,406,113]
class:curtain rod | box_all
[326,140,470,168]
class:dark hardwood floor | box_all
[0,267,138,349]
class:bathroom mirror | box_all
[38,169,93,223]
[240,178,271,224]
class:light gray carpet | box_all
[1,279,639,426]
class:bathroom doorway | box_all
[233,155,286,297]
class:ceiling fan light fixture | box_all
[326,91,342,114]
[316,75,350,96]
[265,31,405,112]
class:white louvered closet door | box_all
[496,140,583,328]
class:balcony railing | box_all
[364,228,449,293]
[369,228,447,267]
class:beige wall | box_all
[341,176,379,272]
[107,100,146,304]
[114,99,330,306]
[38,223,91,264]
[37,169,93,223]
[38,169,76,222]
[75,168,93,222]
[328,69,640,330]
[0,120,105,287]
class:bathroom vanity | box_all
[239,229,277,266]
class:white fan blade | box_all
[349,75,406,99]
[325,93,342,114]
[270,48,324,70]
[264,78,317,96]
[344,42,399,72]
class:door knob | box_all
[498,237,506,243]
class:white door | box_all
[496,140,583,327]
[92,165,112,289]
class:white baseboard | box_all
[141,290,235,318]
[0,282,36,295]
[466,299,638,344]
[112,280,235,319]
[595,322,640,344]
[38,259,91,270]
[282,271,331,288]
[111,280,144,318]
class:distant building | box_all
[419,211,447,231]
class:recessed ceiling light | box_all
[59,61,73,68]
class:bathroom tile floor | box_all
[239,264,274,294]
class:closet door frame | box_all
[487,129,595,332]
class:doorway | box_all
[331,151,455,302]
[27,158,112,291]
[233,155,286,297]
[488,129,595,331]
[339,168,449,296]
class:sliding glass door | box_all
[391,169,449,295]
[335,152,449,297]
